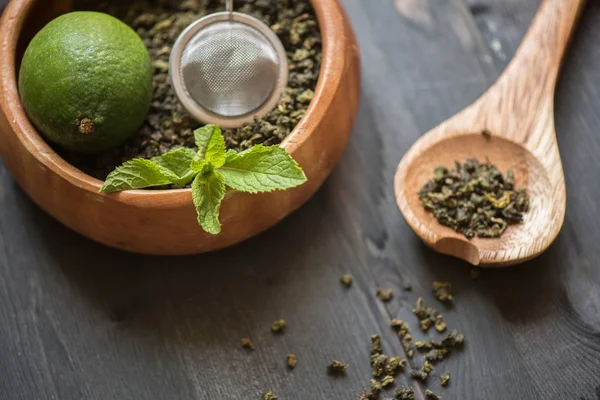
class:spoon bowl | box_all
[395,0,585,266]
[397,132,554,266]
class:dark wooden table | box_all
[1,0,600,399]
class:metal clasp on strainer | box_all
[169,0,289,128]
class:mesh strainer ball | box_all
[169,1,288,128]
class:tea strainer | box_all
[169,0,289,128]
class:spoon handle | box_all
[504,0,586,91]
[466,0,586,147]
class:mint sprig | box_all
[99,124,307,234]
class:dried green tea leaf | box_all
[390,319,405,329]
[415,341,432,350]
[435,319,447,333]
[264,392,278,400]
[287,354,297,369]
[432,281,453,303]
[440,372,450,387]
[409,369,428,382]
[410,361,433,382]
[425,348,450,362]
[376,288,393,302]
[357,388,368,400]
[395,386,415,400]
[241,338,255,350]
[418,158,529,239]
[425,389,442,400]
[272,319,287,333]
[369,379,382,398]
[385,356,405,375]
[371,354,387,377]
[327,360,348,374]
[422,361,433,373]
[340,274,353,287]
[391,319,414,359]
[371,334,383,355]
[381,375,395,387]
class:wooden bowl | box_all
[0,0,360,255]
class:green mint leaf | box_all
[217,145,307,193]
[194,124,226,167]
[152,148,197,186]
[190,157,214,175]
[99,158,179,193]
[191,171,226,234]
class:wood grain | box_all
[0,0,360,255]
[1,0,600,399]
[394,0,585,266]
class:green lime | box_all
[18,12,153,153]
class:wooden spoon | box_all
[394,0,586,266]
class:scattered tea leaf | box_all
[381,375,395,387]
[395,386,415,400]
[287,354,297,369]
[390,319,414,359]
[425,389,442,400]
[272,319,287,333]
[340,274,353,287]
[432,281,453,303]
[241,338,255,350]
[357,388,368,400]
[425,348,449,362]
[385,356,405,375]
[264,392,278,400]
[328,360,349,374]
[371,334,383,355]
[376,288,393,302]
[413,297,447,334]
[440,372,450,387]
[410,361,433,382]
[435,319,447,333]
[409,369,428,382]
[371,354,387,377]
[415,341,432,350]
[369,379,382,398]
[390,319,404,329]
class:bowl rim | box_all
[0,0,344,207]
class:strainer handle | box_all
[226,0,233,13]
